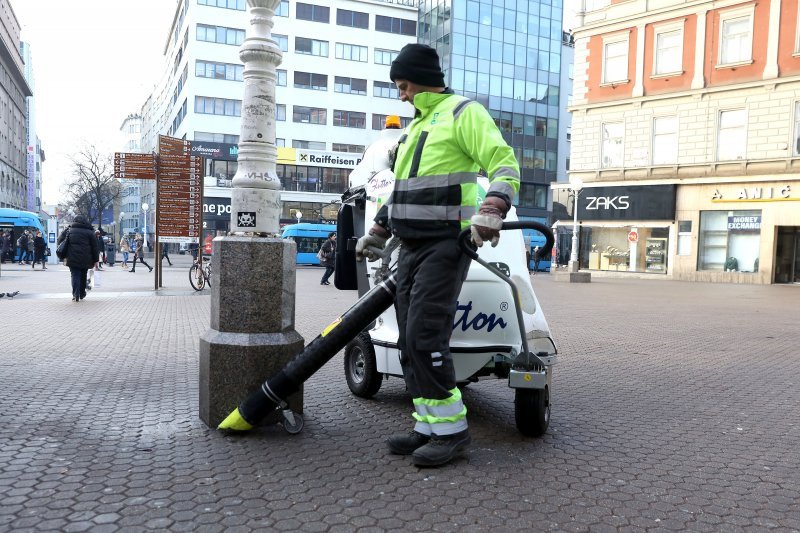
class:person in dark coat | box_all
[95,230,105,270]
[0,231,7,263]
[32,231,47,270]
[319,232,336,285]
[57,215,99,302]
[17,231,29,264]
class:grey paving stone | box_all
[1,267,799,531]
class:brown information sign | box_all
[113,153,156,180]
[158,135,191,158]
[156,136,202,244]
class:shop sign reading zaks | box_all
[711,185,795,202]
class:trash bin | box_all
[105,243,116,266]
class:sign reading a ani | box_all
[711,185,794,202]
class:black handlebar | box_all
[457,221,555,261]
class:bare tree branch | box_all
[61,145,121,230]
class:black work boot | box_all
[386,431,430,455]
[412,430,471,467]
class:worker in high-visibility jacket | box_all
[356,44,520,467]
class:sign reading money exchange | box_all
[577,185,676,221]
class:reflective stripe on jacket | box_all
[378,90,520,240]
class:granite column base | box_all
[199,236,305,428]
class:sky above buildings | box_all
[13,0,178,205]
[14,0,578,207]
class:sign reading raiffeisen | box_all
[727,215,761,231]
[295,149,363,169]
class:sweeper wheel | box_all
[514,386,550,437]
[344,331,382,398]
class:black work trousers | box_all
[395,237,471,402]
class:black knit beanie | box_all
[389,44,445,88]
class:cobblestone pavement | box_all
[1,265,798,532]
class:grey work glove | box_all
[355,229,389,262]
[470,198,507,247]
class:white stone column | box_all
[692,11,707,90]
[632,23,646,98]
[230,0,283,234]
[763,0,782,80]
[199,0,304,429]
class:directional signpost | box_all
[114,136,204,290]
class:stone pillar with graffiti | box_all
[199,0,304,428]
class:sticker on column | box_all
[237,212,257,227]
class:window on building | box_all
[719,7,754,65]
[336,9,368,29]
[677,220,692,256]
[375,15,416,36]
[373,81,399,99]
[717,109,747,161]
[196,24,245,45]
[276,104,286,121]
[195,60,244,81]
[332,143,365,153]
[601,122,624,168]
[653,25,683,75]
[334,110,366,128]
[292,140,326,150]
[277,69,287,86]
[793,102,800,155]
[372,114,412,130]
[275,0,289,17]
[197,0,246,10]
[296,3,329,22]
[602,35,629,83]
[698,210,761,271]
[294,71,328,91]
[374,48,399,65]
[652,116,678,165]
[293,106,327,124]
[296,37,329,56]
[517,183,548,209]
[273,34,288,52]
[335,43,368,62]
[195,131,240,144]
[334,76,367,95]
[276,138,285,147]
[195,96,242,116]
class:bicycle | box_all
[189,256,211,291]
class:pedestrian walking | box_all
[32,231,47,270]
[25,232,34,263]
[94,231,105,270]
[355,44,520,467]
[119,235,131,268]
[0,231,7,263]
[57,215,99,302]
[129,233,153,273]
[318,232,336,285]
[17,230,29,264]
[532,246,541,274]
[161,244,173,266]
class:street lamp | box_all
[568,177,583,272]
[142,203,149,249]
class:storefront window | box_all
[584,226,670,274]
[698,210,761,272]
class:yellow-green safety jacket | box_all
[375,89,520,240]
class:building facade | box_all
[562,0,800,284]
[139,0,418,233]
[416,0,565,225]
[20,42,44,215]
[118,113,149,241]
[0,0,31,210]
